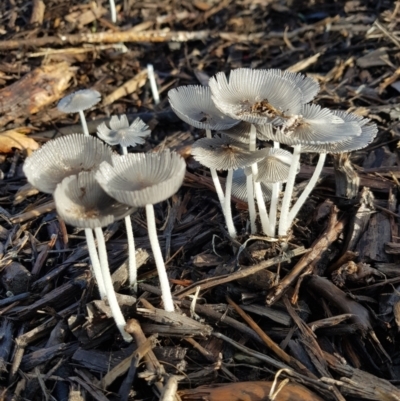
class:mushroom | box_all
[168,85,239,218]
[232,168,272,203]
[191,134,266,238]
[97,115,151,291]
[280,111,378,234]
[57,89,101,137]
[54,171,135,342]
[95,150,186,312]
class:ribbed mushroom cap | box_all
[257,104,362,145]
[168,85,239,130]
[191,134,266,171]
[57,89,101,113]
[232,168,272,202]
[97,115,151,147]
[54,172,135,228]
[267,69,320,103]
[220,121,274,144]
[23,134,113,194]
[95,150,186,207]
[256,148,295,183]
[209,68,303,124]
[300,111,378,153]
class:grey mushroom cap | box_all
[232,168,272,202]
[95,150,186,207]
[23,134,113,194]
[220,121,274,144]
[97,115,151,147]
[258,104,362,145]
[300,111,378,153]
[209,68,303,124]
[191,134,266,171]
[57,89,101,113]
[168,85,239,130]
[256,148,295,183]
[54,172,135,229]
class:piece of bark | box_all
[0,318,13,372]
[333,153,360,199]
[331,261,383,287]
[179,381,324,401]
[0,62,74,128]
[1,262,31,295]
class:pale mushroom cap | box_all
[267,69,320,103]
[301,111,378,153]
[168,85,239,130]
[258,104,362,145]
[256,148,295,183]
[96,150,186,207]
[97,115,151,147]
[54,172,135,229]
[191,134,266,170]
[23,134,113,194]
[232,168,272,202]
[57,89,101,113]
[220,121,274,144]
[209,68,303,124]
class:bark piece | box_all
[1,262,31,295]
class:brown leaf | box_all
[0,128,39,154]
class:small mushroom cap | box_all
[97,115,151,147]
[256,148,295,183]
[300,111,378,153]
[54,171,135,229]
[258,104,362,145]
[191,134,266,171]
[23,134,113,194]
[168,85,239,130]
[96,150,186,207]
[232,168,272,202]
[209,68,303,124]
[220,121,274,144]
[267,69,320,103]
[57,89,101,113]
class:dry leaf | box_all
[0,128,39,154]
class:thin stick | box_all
[146,204,174,312]
[84,228,106,299]
[94,227,132,342]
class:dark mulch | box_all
[1,0,400,400]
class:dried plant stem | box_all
[78,110,90,136]
[145,204,175,312]
[279,144,301,236]
[287,153,326,229]
[224,169,237,238]
[84,228,106,299]
[94,227,132,342]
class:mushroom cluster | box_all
[169,68,378,238]
[23,90,186,340]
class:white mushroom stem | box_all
[269,182,279,237]
[109,0,117,23]
[147,64,160,105]
[250,124,271,236]
[94,227,132,342]
[78,110,90,137]
[246,174,257,234]
[145,204,175,312]
[121,146,128,155]
[224,169,237,239]
[278,144,302,236]
[84,228,106,299]
[206,129,225,207]
[286,152,327,231]
[124,215,138,292]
